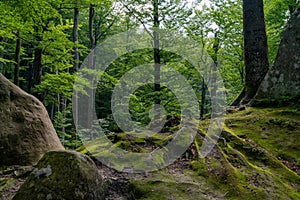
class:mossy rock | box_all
[255,8,300,102]
[12,151,106,200]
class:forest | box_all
[0,0,300,199]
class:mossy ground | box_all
[226,106,300,170]
[2,106,299,199]
[77,106,300,199]
[0,166,30,200]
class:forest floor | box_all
[1,105,300,199]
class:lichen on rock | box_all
[254,8,300,103]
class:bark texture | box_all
[242,0,269,104]
[73,7,79,72]
[14,33,21,85]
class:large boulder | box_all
[0,73,64,166]
[12,151,106,200]
[255,8,300,102]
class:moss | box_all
[225,107,300,168]
[127,106,300,199]
[128,175,216,200]
[75,106,300,199]
[220,107,300,199]
[12,151,106,200]
[77,132,176,157]
[0,178,14,196]
[252,92,300,107]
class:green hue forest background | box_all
[1,0,300,199]
[1,0,298,149]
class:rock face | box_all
[0,73,64,166]
[255,8,300,102]
[12,151,106,200]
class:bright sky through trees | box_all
[187,0,210,9]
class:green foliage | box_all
[53,104,82,149]
[190,0,244,103]
[53,110,72,140]
[0,0,297,150]
[95,48,209,130]
[35,73,75,105]
[119,0,192,34]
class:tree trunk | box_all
[14,32,21,85]
[210,33,219,115]
[87,4,96,131]
[89,5,96,50]
[32,25,43,95]
[200,77,206,119]
[153,0,160,100]
[242,0,269,104]
[72,6,80,137]
[153,0,161,126]
[212,32,220,65]
[73,7,79,72]
[33,48,42,88]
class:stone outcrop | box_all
[0,73,64,166]
[255,8,300,102]
[12,151,106,200]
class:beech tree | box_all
[119,0,191,120]
[73,4,80,72]
[238,0,269,104]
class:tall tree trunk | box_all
[210,33,219,116]
[200,77,206,119]
[72,6,80,141]
[14,32,21,85]
[153,0,161,128]
[27,52,34,93]
[86,4,96,132]
[73,7,79,72]
[212,32,220,65]
[32,25,43,96]
[153,0,160,102]
[89,5,96,50]
[33,48,42,88]
[242,0,269,104]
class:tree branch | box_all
[120,1,153,39]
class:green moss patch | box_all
[76,106,299,199]
[225,107,300,171]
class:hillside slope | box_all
[121,106,300,200]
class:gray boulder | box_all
[255,8,300,102]
[0,73,64,166]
